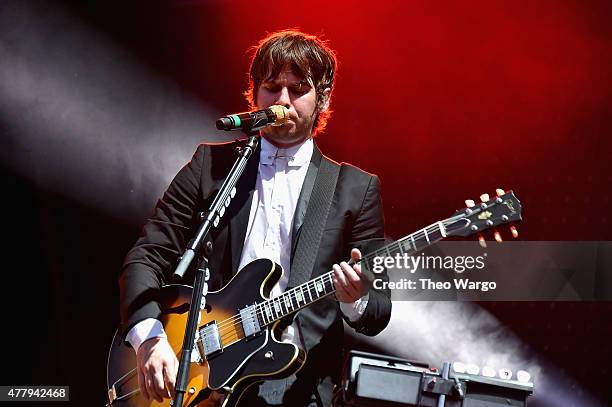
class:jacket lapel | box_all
[289,144,322,269]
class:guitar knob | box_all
[188,387,196,394]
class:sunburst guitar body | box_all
[106,190,523,407]
[107,259,306,407]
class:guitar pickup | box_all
[240,304,261,338]
[198,321,222,358]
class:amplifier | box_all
[334,351,533,407]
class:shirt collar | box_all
[259,137,313,167]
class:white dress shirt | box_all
[127,137,368,354]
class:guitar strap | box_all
[288,155,341,288]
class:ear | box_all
[319,87,331,112]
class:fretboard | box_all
[360,221,447,273]
[255,221,448,327]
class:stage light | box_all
[466,364,480,375]
[498,368,513,380]
[517,370,531,383]
[482,366,496,377]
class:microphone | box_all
[216,105,289,132]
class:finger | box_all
[350,248,362,262]
[152,369,166,402]
[333,264,349,288]
[169,357,178,394]
[340,261,361,285]
[163,365,174,398]
[338,263,361,298]
[332,274,346,300]
[333,269,357,300]
[138,366,149,400]
[144,370,156,402]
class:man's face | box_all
[256,69,323,148]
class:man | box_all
[119,29,392,406]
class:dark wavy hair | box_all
[244,29,337,135]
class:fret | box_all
[315,279,324,296]
[437,221,447,238]
[305,282,313,302]
[284,292,294,312]
[428,229,442,242]
[265,300,275,321]
[280,294,286,314]
[286,290,295,310]
[326,273,335,292]
[259,304,268,325]
[283,296,290,315]
[277,297,286,316]
[399,238,411,254]
[410,235,417,251]
[396,240,405,256]
[423,227,430,244]
[273,298,281,317]
[296,287,305,305]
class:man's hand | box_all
[136,337,178,402]
[332,248,368,303]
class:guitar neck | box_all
[257,221,448,326]
[360,221,447,272]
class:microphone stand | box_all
[171,130,259,407]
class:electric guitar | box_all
[106,190,522,407]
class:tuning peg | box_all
[478,234,487,248]
[496,188,505,196]
[480,193,490,202]
[494,230,503,243]
[510,225,519,238]
[465,199,475,208]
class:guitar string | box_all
[215,286,340,347]
[207,213,484,339]
[204,218,461,338]
[193,213,496,350]
[109,214,487,389]
[211,273,335,337]
[198,274,337,346]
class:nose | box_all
[274,87,291,109]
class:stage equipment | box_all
[334,350,534,407]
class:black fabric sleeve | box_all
[118,145,205,338]
[343,175,392,336]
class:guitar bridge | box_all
[198,321,222,358]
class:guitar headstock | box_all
[445,190,522,238]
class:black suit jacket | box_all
[119,139,392,405]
